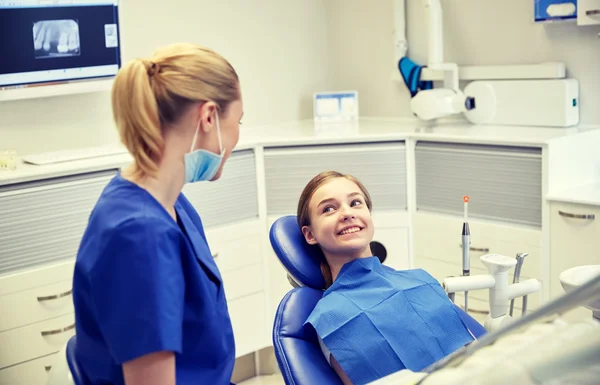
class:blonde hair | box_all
[297,171,373,288]
[111,43,240,179]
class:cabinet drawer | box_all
[229,292,268,358]
[413,212,542,280]
[0,353,57,385]
[414,256,542,311]
[0,260,74,296]
[205,220,263,273]
[0,280,73,332]
[0,313,74,369]
[549,202,600,302]
[222,264,264,301]
[182,149,258,228]
[415,142,542,227]
[264,142,407,216]
[0,171,115,275]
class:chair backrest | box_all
[46,334,87,385]
[270,215,342,384]
[66,335,88,385]
[269,215,487,384]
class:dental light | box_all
[410,0,476,121]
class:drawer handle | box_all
[212,252,219,258]
[586,9,600,16]
[37,289,72,302]
[41,323,75,337]
[45,365,52,372]
[459,244,490,253]
[558,210,595,220]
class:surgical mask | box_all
[184,113,224,184]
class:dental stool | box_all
[269,215,487,385]
[46,335,87,385]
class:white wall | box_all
[0,0,332,155]
[325,0,600,125]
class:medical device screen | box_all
[0,0,121,89]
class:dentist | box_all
[71,43,244,385]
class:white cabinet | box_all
[204,219,271,357]
[371,211,410,270]
[0,149,265,384]
[413,212,542,313]
[549,201,600,322]
[0,261,75,384]
[0,353,58,385]
[0,170,116,275]
[413,141,544,318]
[577,0,600,25]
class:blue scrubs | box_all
[72,173,235,385]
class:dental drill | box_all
[462,196,470,313]
[509,252,529,317]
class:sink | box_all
[560,265,600,319]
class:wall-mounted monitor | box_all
[0,0,121,100]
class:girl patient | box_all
[297,171,476,385]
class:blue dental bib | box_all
[305,257,474,385]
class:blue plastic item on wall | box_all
[534,0,578,22]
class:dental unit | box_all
[443,253,541,333]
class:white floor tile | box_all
[238,373,285,385]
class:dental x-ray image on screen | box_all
[33,19,81,58]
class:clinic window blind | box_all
[0,170,117,274]
[182,149,259,228]
[264,142,407,216]
[415,141,542,227]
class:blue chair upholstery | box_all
[269,215,486,385]
[66,335,89,385]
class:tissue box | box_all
[534,0,578,22]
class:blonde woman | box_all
[72,43,243,385]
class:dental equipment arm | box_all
[410,0,476,121]
[443,253,541,333]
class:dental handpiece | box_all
[509,252,529,317]
[462,196,470,313]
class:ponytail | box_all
[111,59,164,179]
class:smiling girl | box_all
[297,171,477,385]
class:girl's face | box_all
[301,177,374,259]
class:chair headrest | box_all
[269,215,326,290]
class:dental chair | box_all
[46,334,87,385]
[269,215,487,385]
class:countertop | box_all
[0,117,596,187]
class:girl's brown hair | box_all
[296,171,373,288]
[111,43,240,180]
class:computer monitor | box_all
[0,0,121,92]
